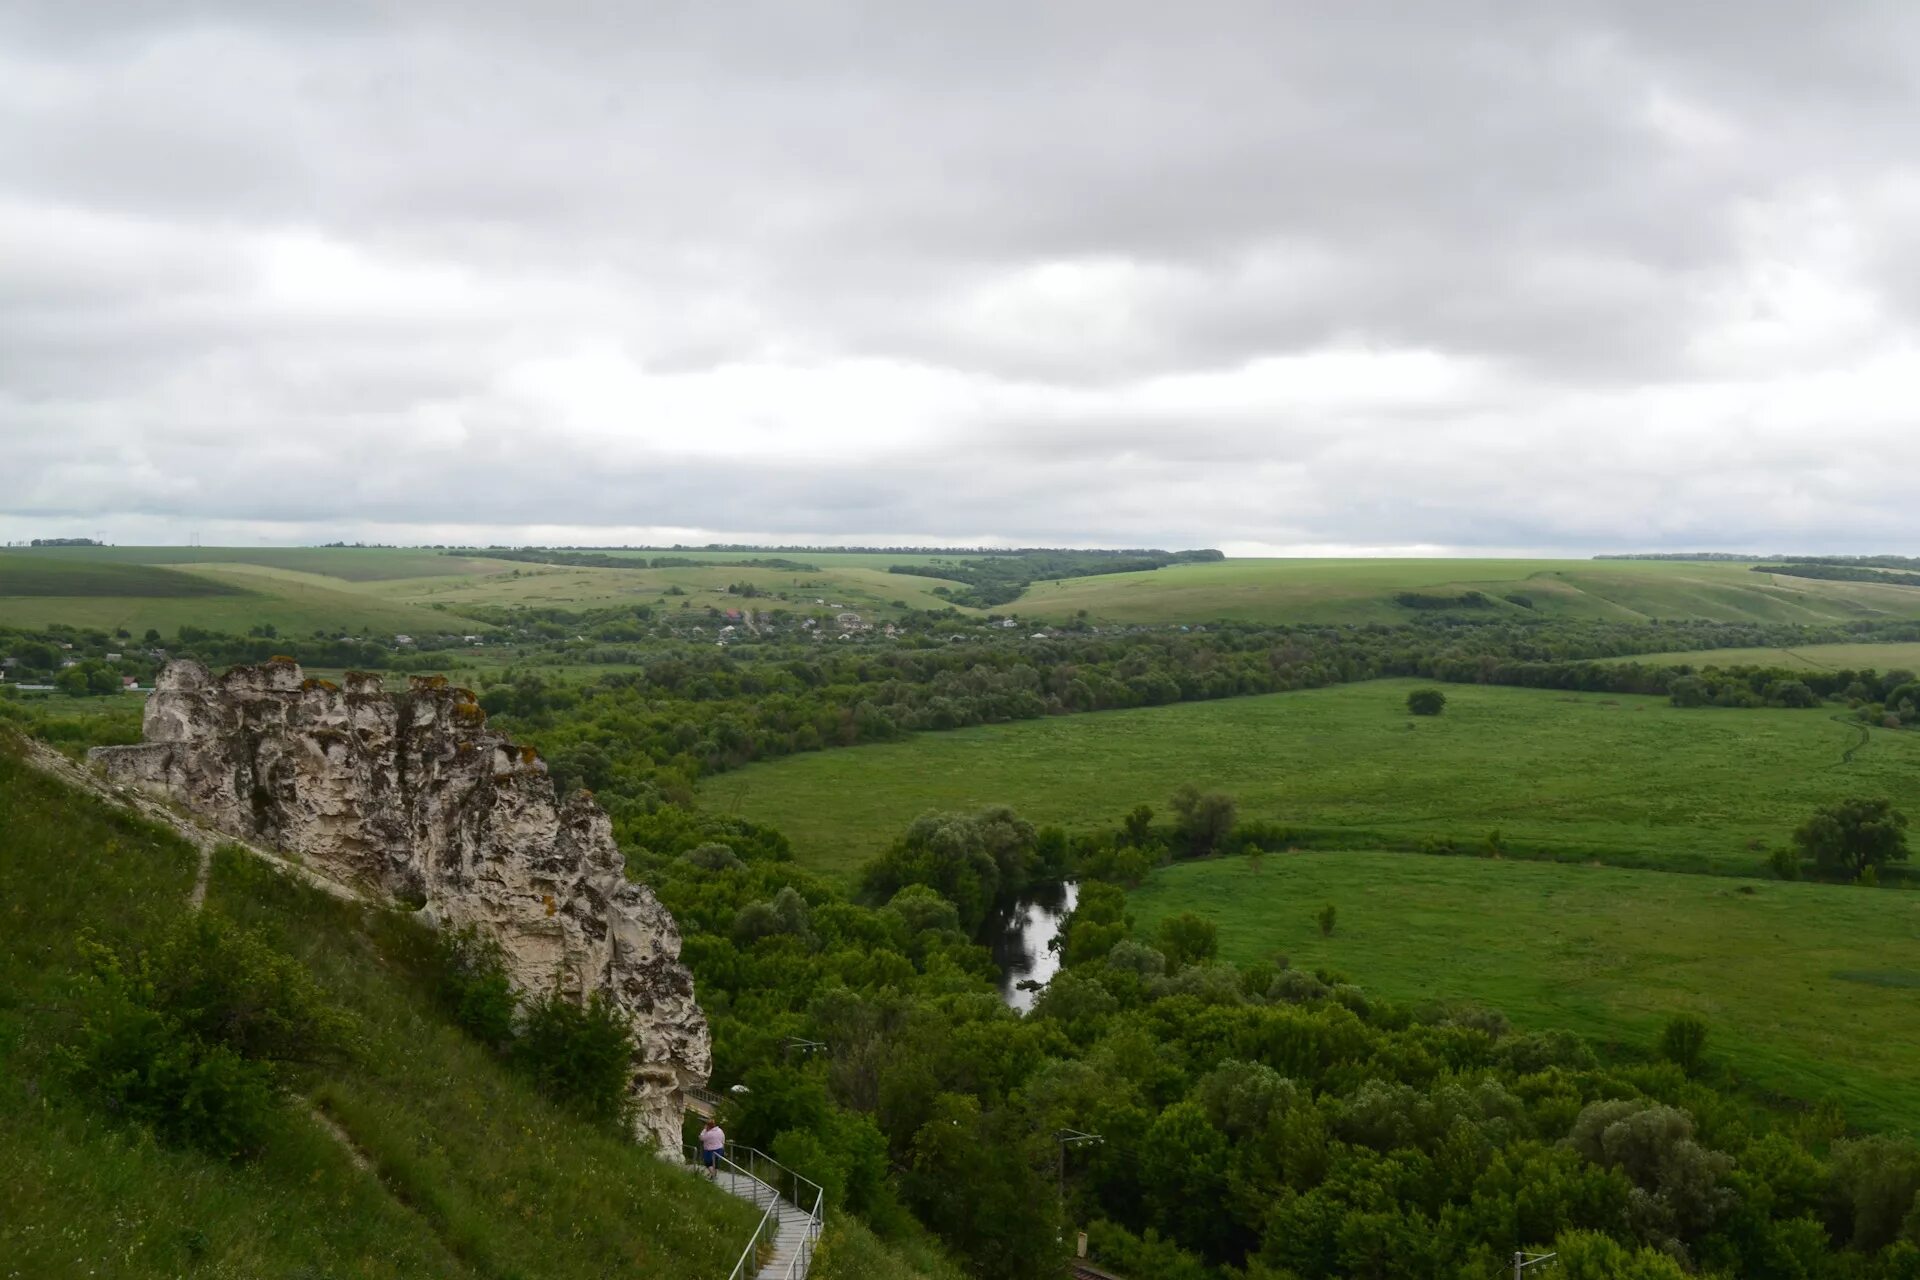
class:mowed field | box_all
[1012,558,1920,625]
[0,552,478,637]
[0,546,975,635]
[1129,853,1920,1132]
[702,679,1920,881]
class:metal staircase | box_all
[686,1138,823,1279]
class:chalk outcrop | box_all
[91,658,708,1148]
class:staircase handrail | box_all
[776,1180,825,1279]
[688,1138,826,1279]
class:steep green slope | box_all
[0,737,758,1279]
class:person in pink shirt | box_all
[699,1118,726,1179]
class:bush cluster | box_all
[59,913,353,1159]
[432,926,635,1132]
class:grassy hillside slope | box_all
[1598,641,1920,673]
[1128,852,1920,1133]
[1012,558,1920,625]
[0,738,759,1279]
[701,679,1920,880]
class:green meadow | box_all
[1011,557,1920,625]
[702,679,1920,881]
[1128,852,1920,1133]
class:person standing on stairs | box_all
[699,1117,726,1180]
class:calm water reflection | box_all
[984,881,1078,1012]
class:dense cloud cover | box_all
[4,2,1920,552]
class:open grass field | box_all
[0,554,246,598]
[1012,557,1920,625]
[1128,852,1920,1133]
[5,545,511,581]
[0,738,760,1278]
[1599,642,1920,673]
[0,545,978,634]
[0,568,469,637]
[386,559,976,617]
[701,679,1920,882]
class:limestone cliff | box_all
[90,658,708,1148]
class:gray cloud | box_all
[4,2,1920,552]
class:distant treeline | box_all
[455,542,1224,557]
[1757,563,1920,588]
[1598,552,1920,571]
[479,616,1920,802]
[459,548,819,572]
[24,537,104,547]
[1776,555,1920,570]
[1594,552,1761,561]
[888,548,1223,607]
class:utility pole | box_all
[1053,1128,1103,1204]
[783,1036,826,1060]
[1513,1250,1557,1280]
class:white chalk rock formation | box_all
[91,658,708,1148]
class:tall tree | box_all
[1792,798,1909,880]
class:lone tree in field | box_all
[1170,784,1237,858]
[1792,798,1909,882]
[1406,688,1447,716]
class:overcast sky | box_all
[5,2,1920,554]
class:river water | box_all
[983,881,1078,1012]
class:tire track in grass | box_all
[1829,714,1871,767]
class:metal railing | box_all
[687,1137,825,1279]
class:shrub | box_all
[1406,688,1447,716]
[61,984,278,1158]
[512,991,635,1133]
[435,925,519,1047]
[1155,912,1218,968]
[1659,1013,1709,1076]
[1316,904,1337,936]
[1767,847,1801,880]
[683,842,745,873]
[59,914,352,1159]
